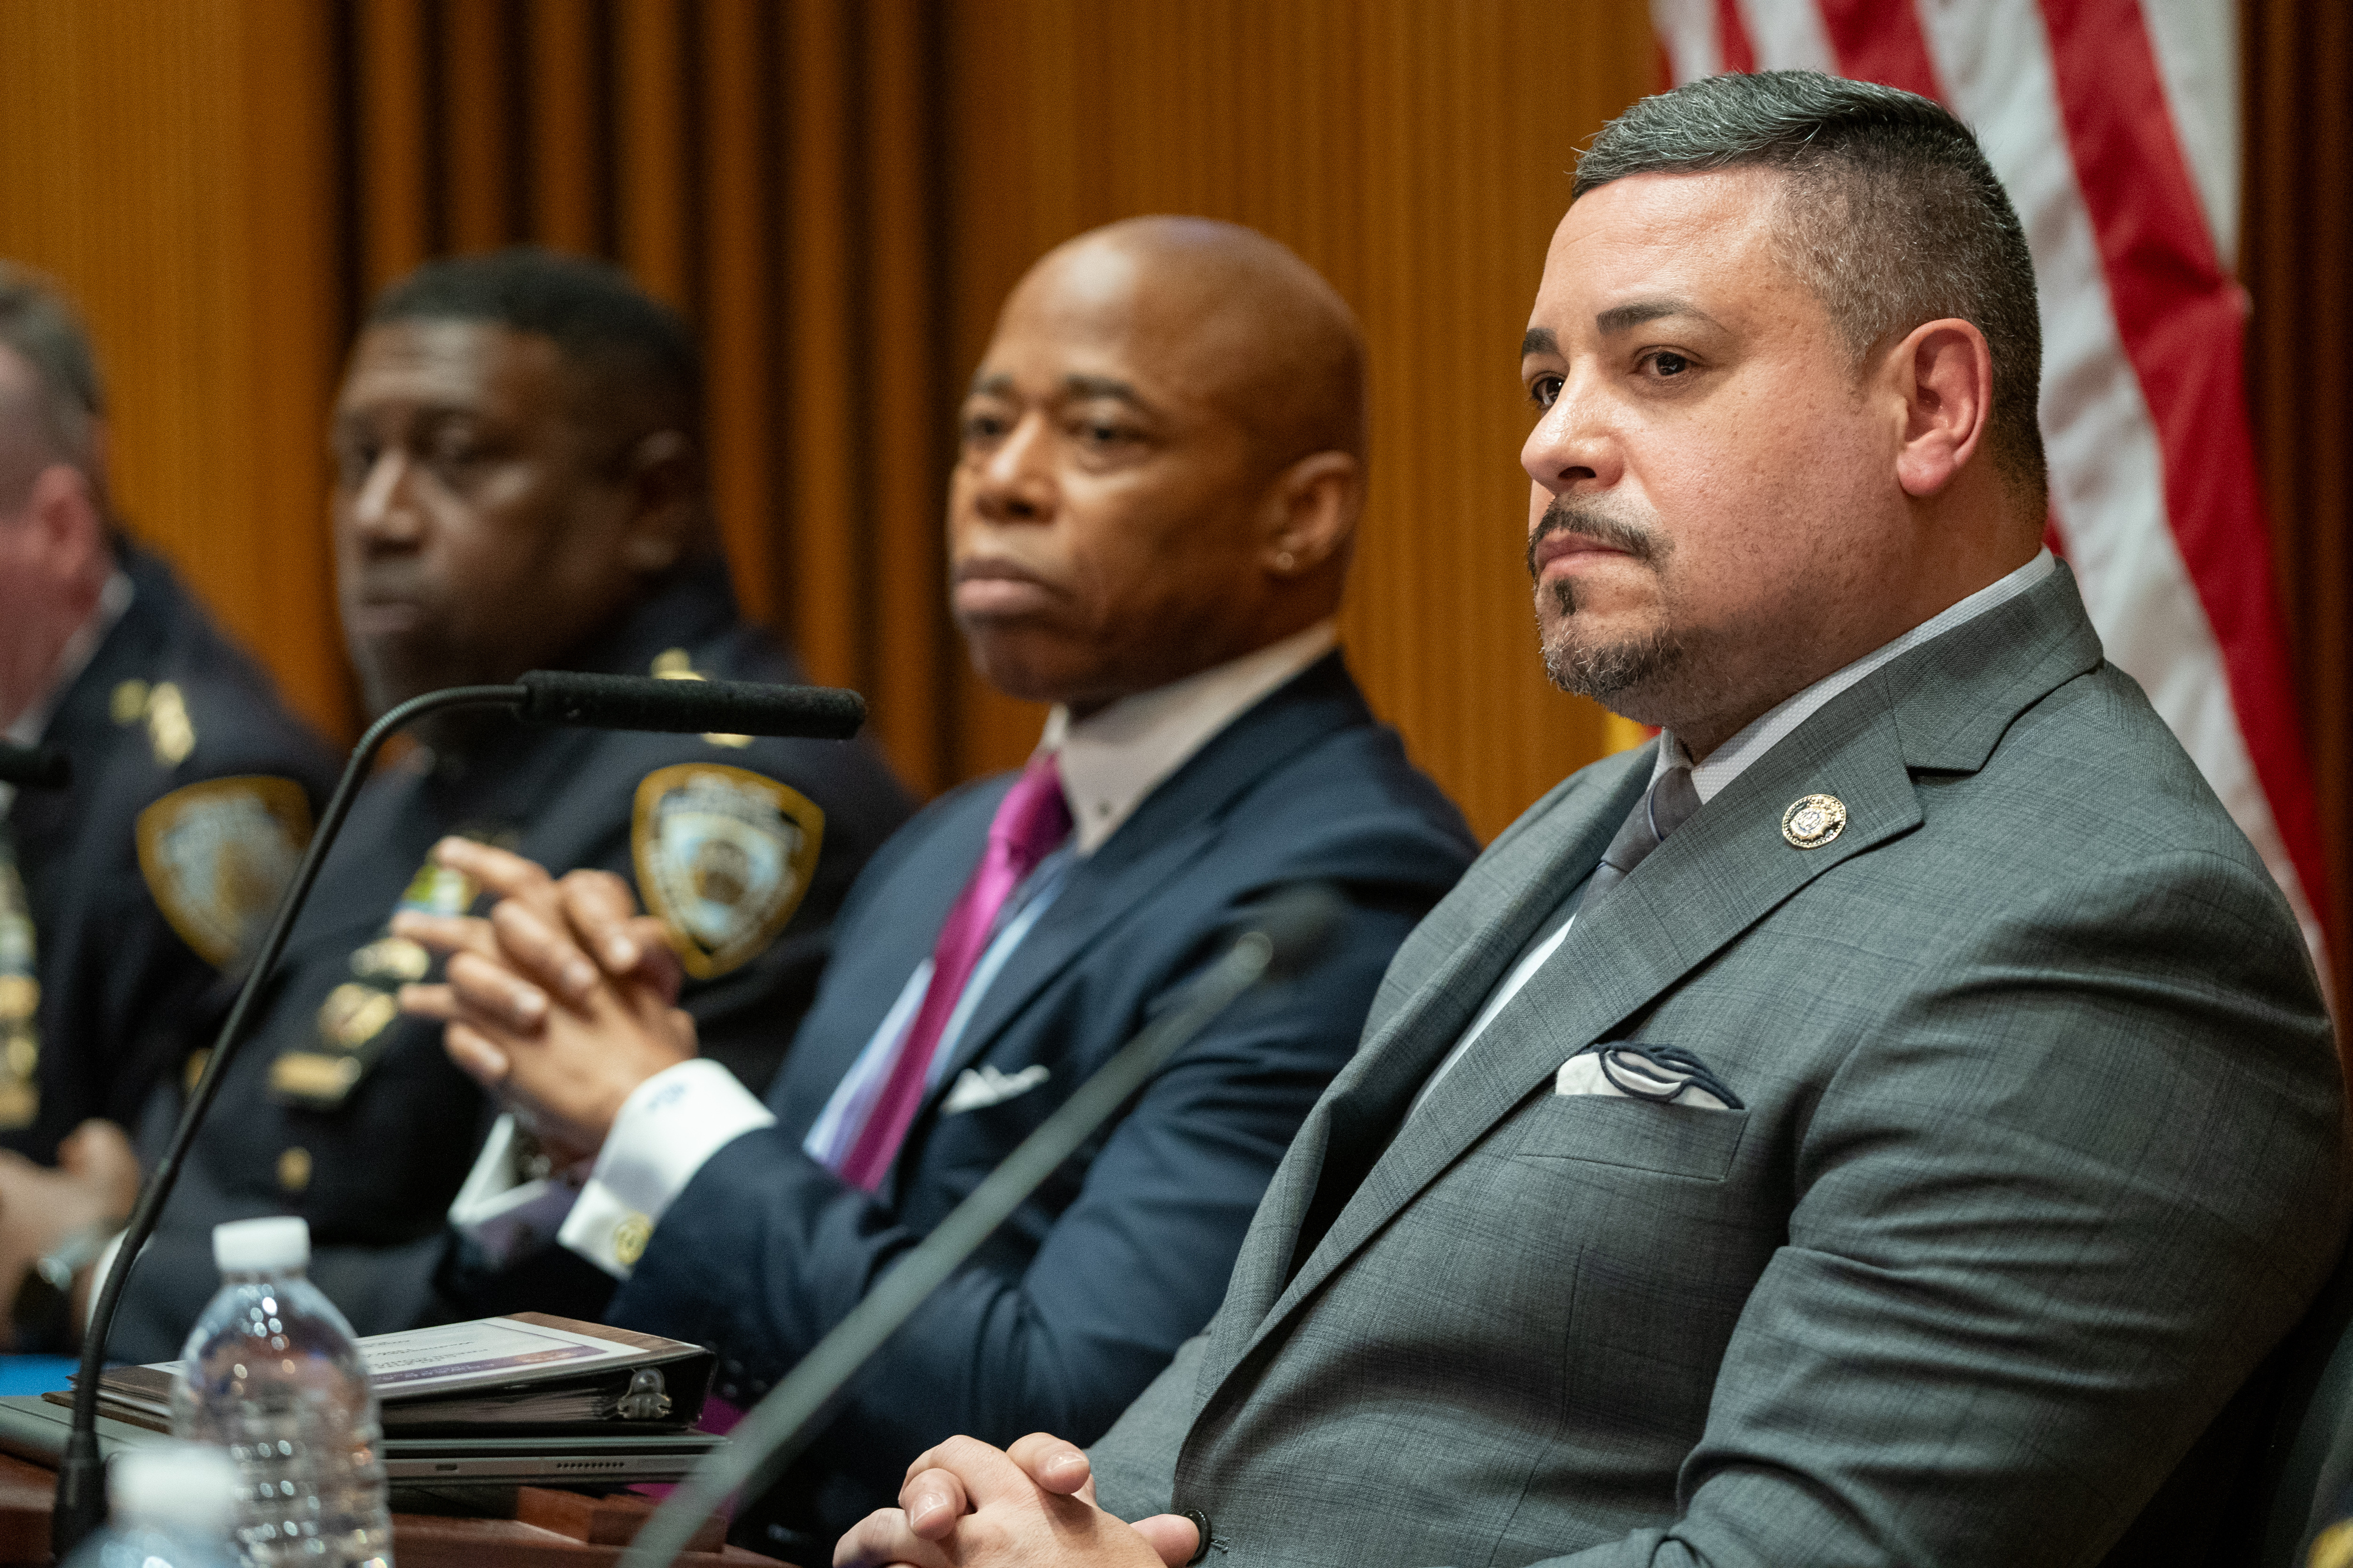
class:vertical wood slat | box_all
[778,0,864,702]
[527,0,605,251]
[861,0,951,789]
[696,0,774,626]
[613,0,691,309]
[439,0,514,252]
[356,0,432,296]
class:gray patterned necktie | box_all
[1579,762,1700,912]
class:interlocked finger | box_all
[389,910,499,962]
[445,948,553,1031]
[488,893,601,1003]
[430,836,556,899]
[443,1021,513,1089]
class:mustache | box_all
[1524,499,1666,580]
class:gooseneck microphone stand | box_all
[52,683,524,1552]
[53,673,866,1556]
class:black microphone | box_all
[616,883,1348,1568]
[518,671,866,739]
[52,672,867,1554]
[0,741,71,789]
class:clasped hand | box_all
[836,1432,1198,1568]
[393,838,696,1160]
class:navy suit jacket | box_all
[609,652,1477,1555]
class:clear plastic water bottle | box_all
[168,1217,392,1568]
[61,1442,242,1568]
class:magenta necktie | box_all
[835,753,1074,1191]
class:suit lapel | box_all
[1217,703,1923,1390]
[1199,749,1652,1382]
[903,655,1374,1133]
[918,816,1219,1109]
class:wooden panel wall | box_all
[0,0,348,738]
[2245,0,2353,1005]
[19,3,2338,879]
[0,0,1657,836]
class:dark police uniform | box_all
[106,556,915,1363]
[3,541,336,1169]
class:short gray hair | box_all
[1575,71,2046,506]
[0,262,104,491]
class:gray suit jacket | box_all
[1090,567,2347,1567]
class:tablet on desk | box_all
[0,1395,724,1493]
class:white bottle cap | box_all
[211,1215,309,1275]
[108,1441,241,1531]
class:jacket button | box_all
[1181,1509,1211,1564]
[277,1147,312,1193]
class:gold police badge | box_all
[136,777,314,969]
[632,764,823,980]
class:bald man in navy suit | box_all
[404,218,1479,1559]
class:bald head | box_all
[1017,216,1365,472]
[949,218,1367,709]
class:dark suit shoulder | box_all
[1094,653,1476,891]
[1207,709,1475,892]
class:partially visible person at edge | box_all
[10,246,914,1363]
[833,74,2348,1568]
[0,263,337,1352]
[396,217,1480,1558]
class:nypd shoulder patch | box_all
[136,776,314,969]
[632,764,824,980]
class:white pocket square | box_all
[942,1062,1051,1115]
[1556,1045,1742,1110]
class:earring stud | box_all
[1276,551,1297,571]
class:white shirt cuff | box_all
[556,1059,775,1280]
[447,1114,593,1269]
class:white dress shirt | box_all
[1409,552,2055,1115]
[452,619,1342,1277]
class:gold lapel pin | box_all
[1781,792,1848,849]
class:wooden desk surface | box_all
[0,1451,784,1568]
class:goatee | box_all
[1527,498,1685,705]
[1539,578,1685,703]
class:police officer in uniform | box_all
[0,264,338,1349]
[21,249,912,1362]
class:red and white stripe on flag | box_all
[1651,0,2332,982]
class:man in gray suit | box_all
[836,72,2347,1568]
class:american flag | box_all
[1651,0,2330,983]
